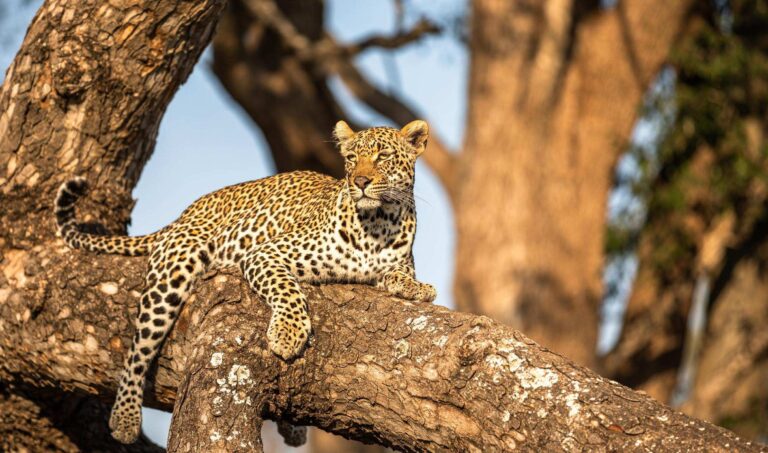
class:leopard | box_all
[54,120,437,445]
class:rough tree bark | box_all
[0,0,225,239]
[0,0,226,449]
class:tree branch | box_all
[0,245,761,451]
[346,19,441,55]
[242,0,441,61]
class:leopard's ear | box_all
[334,120,355,143]
[401,120,429,156]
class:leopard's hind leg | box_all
[109,229,212,444]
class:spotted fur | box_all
[54,120,436,445]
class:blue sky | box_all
[1,0,466,446]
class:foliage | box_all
[607,0,768,284]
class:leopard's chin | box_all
[356,197,382,210]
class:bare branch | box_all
[346,18,441,55]
[242,0,440,61]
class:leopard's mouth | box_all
[355,194,382,209]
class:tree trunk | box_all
[0,0,225,240]
[0,0,226,448]
[453,0,695,368]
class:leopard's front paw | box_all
[385,278,437,303]
[417,283,437,303]
[267,310,311,360]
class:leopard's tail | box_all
[55,177,158,256]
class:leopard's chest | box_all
[325,219,411,278]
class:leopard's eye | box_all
[378,151,394,161]
[344,153,357,163]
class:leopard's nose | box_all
[354,176,371,190]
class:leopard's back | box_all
[56,171,341,257]
[177,170,340,227]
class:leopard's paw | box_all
[109,400,142,444]
[417,283,437,303]
[267,311,311,360]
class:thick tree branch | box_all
[0,245,762,451]
[0,0,226,244]
[452,0,697,367]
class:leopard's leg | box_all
[379,263,436,302]
[109,235,211,444]
[239,243,309,447]
[239,244,311,360]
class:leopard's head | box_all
[334,120,428,210]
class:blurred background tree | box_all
[602,0,768,440]
[1,0,766,449]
